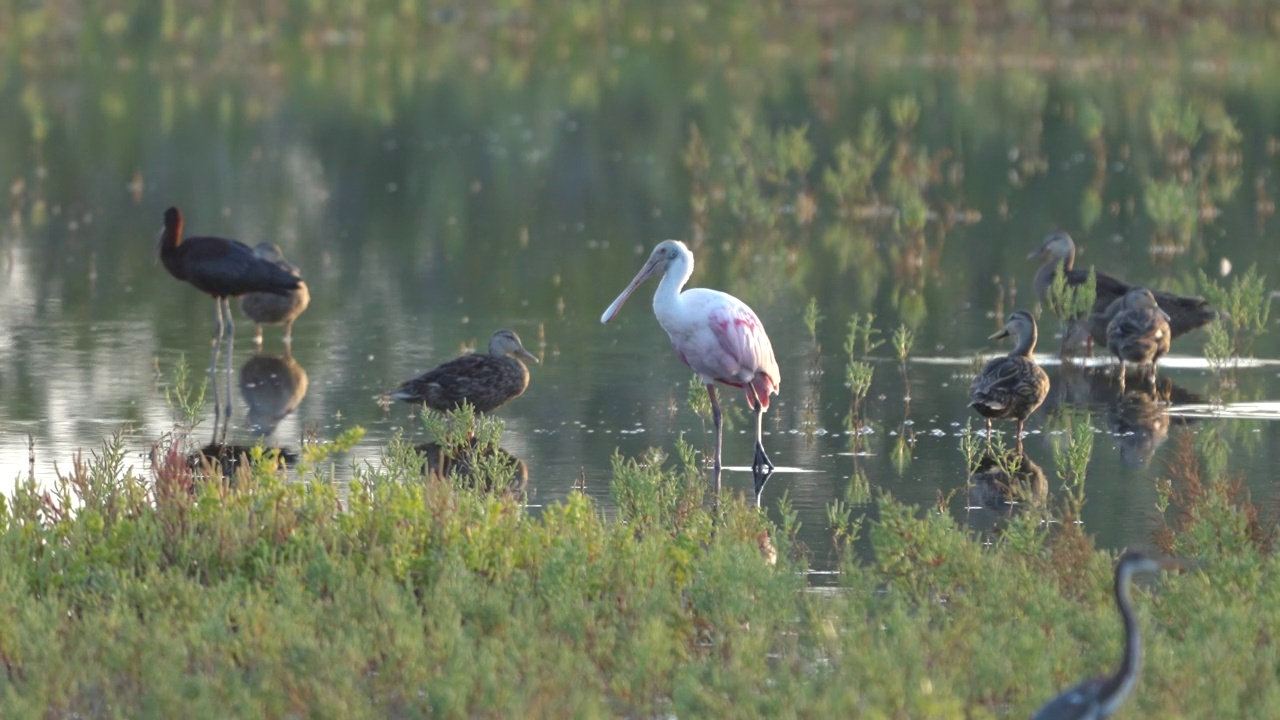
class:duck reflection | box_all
[968,449,1048,515]
[415,439,528,498]
[1107,377,1201,468]
[1052,365,1200,467]
[1049,363,1123,409]
[186,443,298,481]
[1108,389,1170,468]
[239,350,309,436]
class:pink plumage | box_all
[600,239,779,503]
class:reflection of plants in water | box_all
[1144,95,1243,251]
[820,223,883,306]
[803,297,823,344]
[1199,265,1270,365]
[683,123,711,249]
[799,297,824,440]
[718,114,816,246]
[822,109,889,218]
[890,430,913,475]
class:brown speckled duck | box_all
[969,310,1051,450]
[240,242,310,345]
[385,329,538,412]
[1028,231,1223,352]
[1106,288,1171,391]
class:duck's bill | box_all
[515,347,540,364]
[988,329,1011,340]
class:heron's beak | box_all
[600,256,661,324]
[514,347,540,364]
[988,328,1011,341]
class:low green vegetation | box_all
[1,411,1278,717]
[1199,265,1271,368]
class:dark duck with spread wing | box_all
[1028,231,1223,353]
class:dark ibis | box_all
[600,240,780,505]
[158,206,302,433]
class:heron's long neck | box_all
[652,254,693,323]
[1101,566,1141,713]
[1010,326,1037,357]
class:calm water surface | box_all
[3,9,1280,568]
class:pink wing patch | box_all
[707,302,780,410]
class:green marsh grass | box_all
[1199,265,1270,368]
[2,414,1280,716]
[161,354,208,434]
[1047,266,1097,356]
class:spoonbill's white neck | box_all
[653,246,695,314]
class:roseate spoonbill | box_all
[1033,551,1167,720]
[158,206,302,433]
[1105,288,1171,392]
[600,240,779,504]
[240,242,310,346]
[969,310,1050,451]
[384,329,538,413]
[1029,231,1222,354]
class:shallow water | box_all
[2,9,1280,568]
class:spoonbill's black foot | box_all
[752,465,774,508]
[751,441,775,507]
[752,441,774,474]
